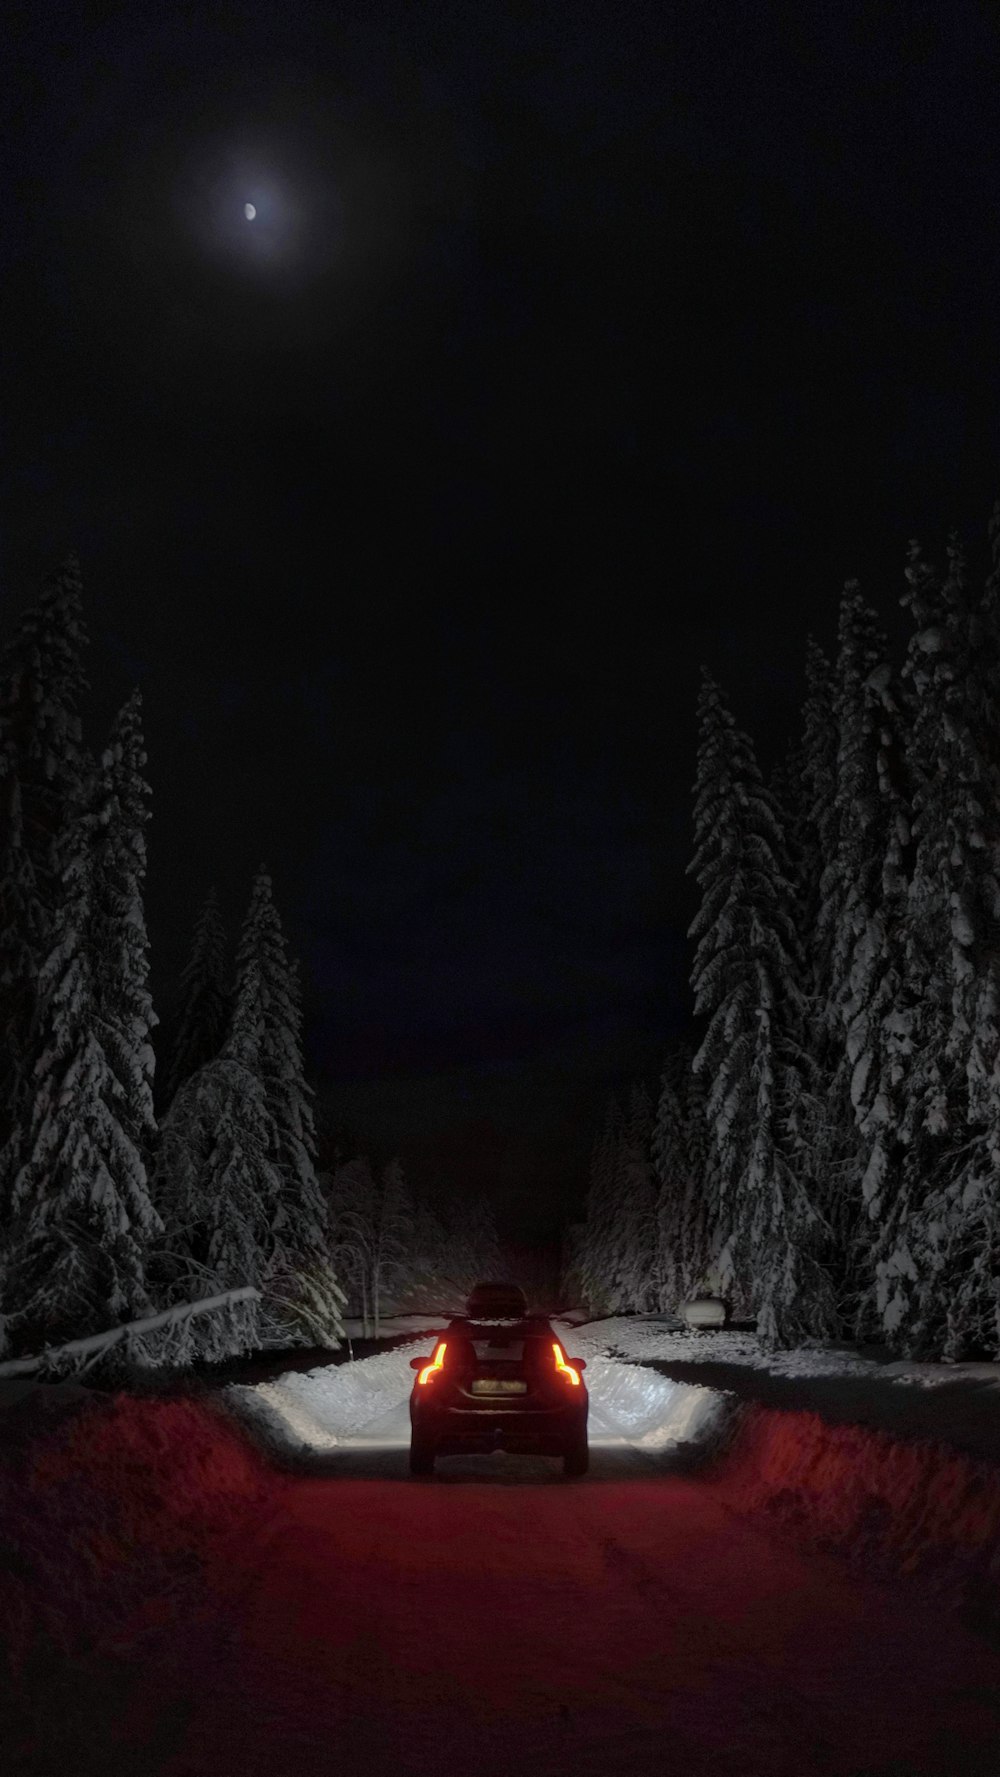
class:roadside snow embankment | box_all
[578,1317,1000,1623]
[227,1337,433,1454]
[706,1404,1000,1626]
[226,1329,737,1460]
[0,1387,281,1688]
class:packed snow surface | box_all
[227,1322,731,1458]
[228,1314,1000,1469]
[575,1315,1000,1387]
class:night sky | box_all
[3,1,999,1243]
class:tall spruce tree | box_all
[688,672,837,1345]
[228,869,343,1345]
[776,636,857,1292]
[155,1054,280,1353]
[870,534,1000,1352]
[652,1048,714,1310]
[92,691,158,1178]
[576,1097,623,1313]
[162,887,229,1110]
[327,1155,414,1333]
[606,1083,657,1311]
[156,870,344,1351]
[784,637,839,965]
[810,585,908,1312]
[1,751,161,1353]
[0,557,89,1155]
[936,499,1000,1355]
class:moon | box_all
[244,202,256,221]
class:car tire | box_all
[563,1437,589,1478]
[409,1438,436,1476]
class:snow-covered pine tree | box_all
[781,637,838,968]
[91,690,158,1189]
[442,1192,505,1301]
[688,671,837,1345]
[154,1055,280,1356]
[227,869,343,1346]
[935,498,1000,1356]
[817,584,910,1306]
[0,557,89,1156]
[1,763,162,1353]
[606,1083,657,1311]
[325,1154,416,1333]
[155,870,344,1355]
[872,531,1000,1354]
[392,1192,453,1315]
[769,636,858,1295]
[575,1097,623,1314]
[651,1048,715,1311]
[327,1153,377,1327]
[374,1158,417,1325]
[161,887,229,1110]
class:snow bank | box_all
[227,1336,433,1452]
[580,1317,886,1378]
[578,1355,731,1452]
[580,1315,1000,1389]
[0,1390,281,1686]
[705,1403,1000,1623]
[227,1333,733,1459]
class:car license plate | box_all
[471,1379,527,1395]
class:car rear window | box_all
[471,1336,525,1362]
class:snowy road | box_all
[156,1421,1000,1777]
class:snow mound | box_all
[1,1391,280,1685]
[227,1332,735,1459]
[707,1403,1000,1621]
[227,1336,434,1451]
[581,1356,731,1451]
[578,1316,1000,1389]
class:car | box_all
[408,1284,589,1478]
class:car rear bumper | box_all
[411,1398,588,1456]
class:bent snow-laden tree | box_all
[688,672,837,1346]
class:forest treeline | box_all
[6,512,1000,1368]
[569,506,1000,1359]
[0,560,505,1367]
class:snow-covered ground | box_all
[574,1314,1000,1386]
[227,1312,1000,1470]
[340,1313,445,1341]
[226,1320,731,1460]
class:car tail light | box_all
[416,1342,448,1386]
[552,1342,581,1386]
